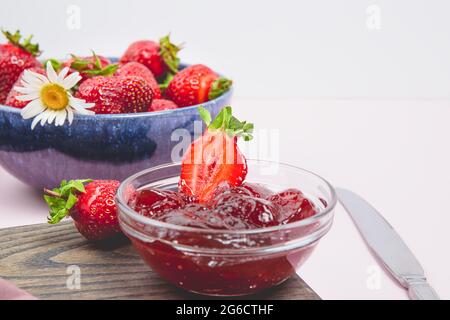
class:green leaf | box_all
[69,52,117,76]
[198,106,211,126]
[200,106,253,141]
[158,73,174,92]
[1,29,41,57]
[82,63,118,76]
[208,78,233,100]
[44,179,92,224]
[44,58,62,72]
[92,50,102,69]
[209,106,231,130]
[159,34,183,75]
[70,57,90,70]
[66,193,78,209]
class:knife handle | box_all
[408,282,440,300]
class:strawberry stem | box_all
[198,106,254,141]
[1,29,41,57]
[43,188,64,199]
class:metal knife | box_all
[336,188,439,300]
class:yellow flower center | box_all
[40,84,69,110]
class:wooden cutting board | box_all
[0,221,319,300]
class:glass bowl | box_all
[116,160,336,296]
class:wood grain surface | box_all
[0,221,319,300]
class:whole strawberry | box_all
[0,30,41,103]
[5,67,44,108]
[45,179,121,241]
[150,99,178,112]
[75,76,153,114]
[116,62,161,99]
[120,34,182,79]
[165,64,232,108]
[62,52,117,83]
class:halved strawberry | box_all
[179,106,253,202]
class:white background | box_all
[2,0,450,98]
[1,1,449,299]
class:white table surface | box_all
[1,98,449,300]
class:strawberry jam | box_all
[129,182,319,230]
[126,182,321,296]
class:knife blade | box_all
[336,188,439,300]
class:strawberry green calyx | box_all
[70,51,118,76]
[198,106,254,141]
[159,73,174,92]
[44,179,92,224]
[1,29,41,57]
[159,34,182,74]
[208,78,233,100]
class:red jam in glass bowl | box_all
[116,160,336,296]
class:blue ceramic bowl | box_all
[0,63,232,189]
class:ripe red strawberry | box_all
[0,30,41,103]
[61,52,117,83]
[116,62,161,99]
[150,99,178,112]
[44,179,121,241]
[120,35,182,79]
[75,76,153,114]
[5,67,44,108]
[179,106,253,202]
[165,64,232,107]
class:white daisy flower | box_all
[15,61,95,129]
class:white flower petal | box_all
[76,107,95,115]
[21,71,41,85]
[67,107,74,124]
[58,67,70,82]
[24,70,49,85]
[68,96,85,107]
[46,110,58,125]
[14,86,39,94]
[46,61,59,83]
[69,96,95,115]
[56,110,67,126]
[31,112,46,130]
[20,77,41,90]
[21,99,45,119]
[61,72,82,90]
[16,92,40,102]
[40,111,50,126]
